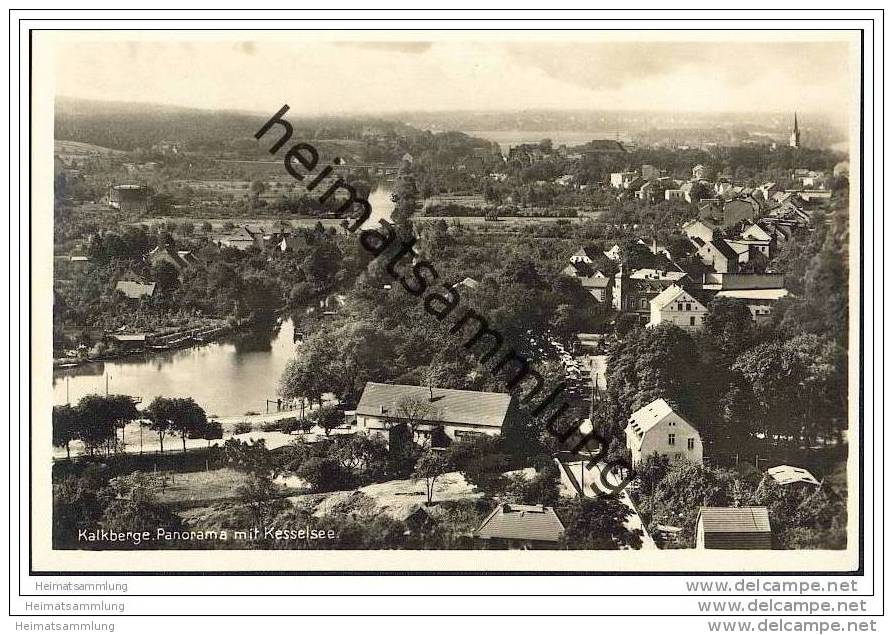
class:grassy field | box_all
[55,139,123,157]
[153,467,305,509]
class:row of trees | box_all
[53,395,221,457]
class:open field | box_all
[55,139,124,157]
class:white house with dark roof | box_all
[697,238,740,274]
[474,503,565,547]
[354,382,512,444]
[696,507,773,549]
[647,285,709,331]
[682,219,717,247]
[114,280,156,300]
[569,246,602,265]
[625,398,703,467]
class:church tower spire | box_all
[790,112,801,148]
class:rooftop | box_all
[767,465,821,487]
[475,503,565,543]
[355,382,512,430]
[698,507,772,540]
[627,398,695,446]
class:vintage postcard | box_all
[30,28,863,573]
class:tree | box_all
[704,296,755,359]
[52,404,81,459]
[413,451,448,505]
[145,397,173,453]
[619,239,654,271]
[310,404,345,436]
[249,179,267,201]
[333,433,389,480]
[445,435,510,498]
[99,498,184,549]
[388,394,438,442]
[168,398,207,452]
[559,497,643,550]
[75,394,118,456]
[733,334,847,445]
[295,455,354,492]
[236,474,284,534]
[105,394,140,447]
[151,260,180,294]
[200,419,224,447]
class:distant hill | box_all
[54,97,420,156]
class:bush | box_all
[261,420,283,432]
[278,417,302,434]
[232,422,252,435]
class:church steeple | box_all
[790,112,801,148]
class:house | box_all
[625,398,703,467]
[603,244,622,262]
[696,507,773,550]
[692,164,710,180]
[636,181,657,201]
[697,239,740,274]
[114,280,156,300]
[767,465,821,488]
[451,277,480,291]
[353,382,513,445]
[474,503,565,548]
[569,246,602,265]
[698,198,725,224]
[758,182,781,199]
[682,219,717,247]
[563,262,612,304]
[401,504,444,533]
[614,269,689,319]
[647,285,709,331]
[721,197,762,227]
[108,184,149,213]
[610,171,638,189]
[665,188,686,201]
[147,245,195,271]
[219,226,265,250]
[715,287,790,323]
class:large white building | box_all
[625,398,703,467]
[353,382,512,445]
[647,285,709,332]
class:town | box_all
[52,100,849,553]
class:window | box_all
[685,303,691,311]
[668,433,676,446]
[687,438,695,450]
[689,316,696,326]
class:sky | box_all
[52,35,855,119]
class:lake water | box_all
[363,183,394,227]
[53,319,301,417]
[53,186,397,417]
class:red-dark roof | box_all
[698,507,773,549]
[355,382,512,430]
[475,504,565,543]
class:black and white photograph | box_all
[30,27,863,573]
